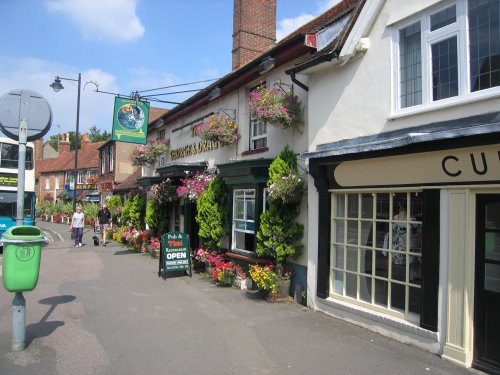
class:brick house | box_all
[36,134,104,203]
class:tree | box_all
[89,126,111,142]
[196,177,226,251]
[47,132,81,151]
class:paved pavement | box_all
[0,222,482,375]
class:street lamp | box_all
[50,73,81,213]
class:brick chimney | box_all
[59,133,71,154]
[33,139,43,160]
[232,0,276,71]
[82,133,90,145]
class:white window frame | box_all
[100,151,105,174]
[231,189,256,251]
[391,0,500,117]
[45,176,50,190]
[109,145,114,172]
[55,176,59,190]
[158,153,165,167]
[330,190,423,323]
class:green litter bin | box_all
[1,226,47,292]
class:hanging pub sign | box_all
[111,97,149,144]
[159,231,191,279]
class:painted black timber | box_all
[420,189,440,332]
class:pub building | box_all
[137,0,360,299]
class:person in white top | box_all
[70,206,85,247]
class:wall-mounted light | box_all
[208,87,222,101]
[258,57,275,75]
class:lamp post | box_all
[50,73,81,213]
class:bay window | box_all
[394,0,500,113]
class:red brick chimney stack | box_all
[59,133,71,154]
[232,0,277,71]
[82,133,90,145]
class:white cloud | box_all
[276,0,342,41]
[44,0,144,43]
[277,14,315,41]
[318,0,342,13]
[0,57,119,138]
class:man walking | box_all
[97,204,112,246]
[70,206,85,247]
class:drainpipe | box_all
[289,71,308,92]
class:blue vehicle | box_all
[0,137,36,241]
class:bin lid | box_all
[1,225,44,240]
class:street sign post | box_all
[0,89,52,352]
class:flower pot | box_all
[205,263,215,276]
[192,259,206,273]
[274,278,291,299]
[234,275,252,291]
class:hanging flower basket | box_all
[268,171,304,205]
[248,84,304,130]
[131,139,169,166]
[197,114,240,146]
[176,172,214,201]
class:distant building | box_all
[36,133,103,204]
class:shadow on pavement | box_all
[114,250,133,255]
[25,295,76,347]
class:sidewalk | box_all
[0,222,479,375]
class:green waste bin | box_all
[1,226,47,292]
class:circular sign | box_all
[0,89,52,141]
[16,246,35,261]
[117,103,145,130]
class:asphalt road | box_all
[0,222,481,375]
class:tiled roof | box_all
[157,0,364,124]
[149,107,168,124]
[37,141,105,176]
[113,167,142,192]
[288,0,365,71]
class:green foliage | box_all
[129,194,146,229]
[256,204,303,274]
[268,156,290,185]
[278,144,298,173]
[121,199,132,224]
[107,195,122,213]
[257,145,304,274]
[89,126,112,142]
[196,178,225,250]
[210,176,229,233]
[145,200,157,233]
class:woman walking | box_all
[97,204,112,246]
[70,206,85,247]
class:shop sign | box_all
[111,97,149,144]
[334,143,500,187]
[76,183,96,190]
[0,173,17,187]
[170,140,223,161]
[160,232,191,277]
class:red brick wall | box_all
[232,0,276,70]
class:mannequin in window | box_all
[392,202,408,265]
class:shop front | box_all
[306,116,500,370]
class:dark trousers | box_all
[73,227,83,245]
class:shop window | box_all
[232,189,256,251]
[393,0,500,113]
[331,191,423,322]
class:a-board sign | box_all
[160,232,191,277]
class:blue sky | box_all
[0,0,338,138]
